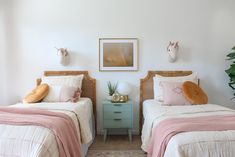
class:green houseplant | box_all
[225,46,235,99]
[107,81,117,96]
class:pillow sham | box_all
[41,75,84,90]
[182,81,208,105]
[153,72,198,101]
[43,85,81,102]
[43,85,61,102]
[23,84,49,103]
[161,81,191,106]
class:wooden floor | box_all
[89,135,142,150]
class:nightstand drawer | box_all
[103,103,132,111]
[103,111,132,119]
[103,119,132,128]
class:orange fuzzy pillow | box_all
[182,81,208,105]
[23,84,49,103]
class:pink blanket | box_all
[0,107,82,157]
[147,115,235,157]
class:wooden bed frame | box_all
[36,71,97,133]
[139,70,193,133]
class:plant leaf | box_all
[225,64,235,75]
[225,46,235,99]
[107,81,117,96]
[227,53,235,58]
[231,77,235,82]
[229,83,235,90]
[226,53,235,60]
[227,58,235,60]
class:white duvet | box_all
[0,98,93,157]
[142,99,235,157]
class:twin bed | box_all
[140,71,235,157]
[0,71,96,157]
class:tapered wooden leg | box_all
[104,129,107,142]
[128,129,132,142]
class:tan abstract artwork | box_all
[99,38,138,71]
[103,43,133,67]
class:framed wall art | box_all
[99,38,138,71]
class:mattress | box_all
[142,99,235,157]
[0,98,94,157]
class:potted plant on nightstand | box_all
[225,46,235,99]
[106,81,117,101]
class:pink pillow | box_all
[71,89,82,103]
[59,86,81,103]
[160,81,191,106]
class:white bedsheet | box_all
[142,99,235,157]
[0,98,93,157]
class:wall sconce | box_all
[55,47,70,66]
[167,41,179,63]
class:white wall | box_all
[0,0,21,105]
[2,0,235,134]
[7,2,22,105]
[0,1,7,105]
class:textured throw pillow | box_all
[41,75,84,90]
[182,81,208,105]
[71,88,82,103]
[153,72,198,101]
[23,84,49,103]
[161,81,191,106]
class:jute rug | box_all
[87,150,147,157]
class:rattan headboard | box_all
[37,71,97,133]
[139,70,192,133]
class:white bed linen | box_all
[142,99,235,157]
[0,98,93,157]
[81,109,95,157]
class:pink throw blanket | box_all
[147,115,235,157]
[0,107,82,157]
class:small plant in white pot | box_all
[107,81,117,100]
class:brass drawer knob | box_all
[113,119,122,121]
[114,111,122,114]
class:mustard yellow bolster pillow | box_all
[182,81,208,105]
[23,84,49,103]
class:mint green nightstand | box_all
[103,100,133,142]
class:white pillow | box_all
[43,85,80,102]
[43,85,61,102]
[41,75,84,90]
[153,72,198,101]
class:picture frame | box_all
[99,38,138,71]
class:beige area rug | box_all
[87,135,147,157]
[87,150,147,157]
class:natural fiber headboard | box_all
[36,71,97,133]
[139,70,192,132]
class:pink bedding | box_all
[0,107,82,157]
[147,115,235,157]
